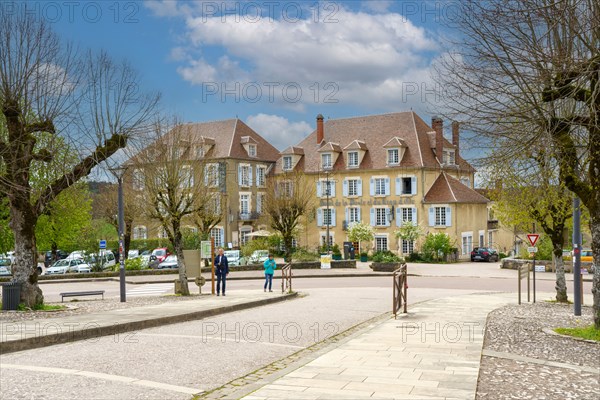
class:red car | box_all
[151,248,170,263]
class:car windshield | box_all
[53,260,69,267]
[153,249,166,256]
[164,255,177,262]
[0,258,10,266]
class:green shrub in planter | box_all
[372,250,403,263]
[360,252,368,262]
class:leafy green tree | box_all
[394,221,423,252]
[421,233,453,262]
[0,197,13,254]
[347,222,375,253]
[35,182,92,255]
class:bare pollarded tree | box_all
[130,119,216,295]
[0,11,159,306]
[434,0,600,327]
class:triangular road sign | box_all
[527,234,540,247]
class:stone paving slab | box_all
[0,290,297,354]
[244,293,514,400]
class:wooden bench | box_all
[60,290,105,302]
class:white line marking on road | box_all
[126,284,173,297]
[136,333,305,349]
[0,363,203,395]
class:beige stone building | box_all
[128,119,280,248]
[274,112,490,258]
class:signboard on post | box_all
[99,240,107,250]
[526,234,540,247]
[527,246,538,253]
[320,254,331,269]
[200,241,212,259]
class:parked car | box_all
[152,248,170,263]
[0,258,11,276]
[224,250,241,266]
[128,249,140,259]
[68,259,92,273]
[45,259,71,275]
[250,250,269,264]
[581,249,593,262]
[86,251,116,270]
[158,255,178,269]
[44,250,69,268]
[470,247,499,262]
[65,250,86,261]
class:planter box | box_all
[360,255,368,262]
[370,262,402,272]
[499,258,593,273]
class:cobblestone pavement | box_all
[476,303,600,400]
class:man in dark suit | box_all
[214,248,229,296]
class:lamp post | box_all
[326,169,330,253]
[109,165,127,302]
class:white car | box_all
[224,250,240,266]
[46,259,91,274]
[250,250,269,264]
[158,255,178,269]
[65,251,86,261]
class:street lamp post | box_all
[326,170,330,253]
[109,165,127,302]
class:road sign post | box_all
[526,234,540,303]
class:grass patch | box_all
[16,303,67,312]
[545,299,574,304]
[554,325,600,341]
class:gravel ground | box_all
[0,294,205,322]
[476,302,600,400]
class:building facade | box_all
[274,112,490,258]
[128,119,280,248]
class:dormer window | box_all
[387,149,399,165]
[283,156,293,171]
[443,150,455,165]
[197,147,205,158]
[322,153,333,169]
[347,151,359,168]
[248,144,257,157]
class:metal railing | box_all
[393,263,408,318]
[281,263,292,294]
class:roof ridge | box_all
[443,172,458,202]
[228,119,238,157]
[323,110,416,122]
[411,112,424,167]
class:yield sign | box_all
[527,234,540,247]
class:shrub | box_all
[241,237,271,258]
[421,233,453,262]
[372,250,403,263]
[292,247,320,262]
[407,252,423,262]
[125,257,144,270]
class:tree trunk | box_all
[283,234,293,263]
[552,242,568,303]
[9,203,43,307]
[173,223,190,296]
[590,213,600,329]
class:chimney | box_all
[432,116,443,163]
[452,121,459,157]
[316,114,324,144]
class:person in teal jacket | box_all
[263,254,276,292]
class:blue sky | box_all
[34,0,461,151]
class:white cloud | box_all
[246,114,312,150]
[154,3,440,110]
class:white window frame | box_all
[387,148,399,165]
[240,227,252,245]
[133,225,147,240]
[374,178,386,196]
[282,156,292,171]
[239,164,251,187]
[444,150,456,165]
[323,208,333,226]
[462,232,474,255]
[180,165,193,188]
[347,151,359,168]
[401,207,414,223]
[205,163,219,187]
[211,227,224,248]
[248,144,257,157]
[460,177,471,188]
[348,179,358,196]
[132,169,145,191]
[321,153,333,170]
[435,207,447,226]
[320,233,334,247]
[401,239,414,255]
[239,193,251,214]
[375,235,389,251]
[256,165,266,187]
[375,207,387,227]
[348,207,360,224]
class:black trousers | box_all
[216,271,226,294]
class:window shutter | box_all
[237,165,242,184]
[385,208,391,226]
[331,208,336,227]
[357,207,361,222]
[249,166,253,186]
[370,208,375,226]
[345,207,349,223]
[446,207,452,227]
[330,181,336,197]
[395,177,401,195]
[316,181,322,197]
[343,179,348,197]
[369,178,375,196]
[428,207,435,226]
[220,229,224,247]
[412,207,418,224]
[396,207,402,227]
[317,208,323,227]
[385,177,390,196]
[357,179,363,196]
[411,177,417,195]
[204,169,209,185]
